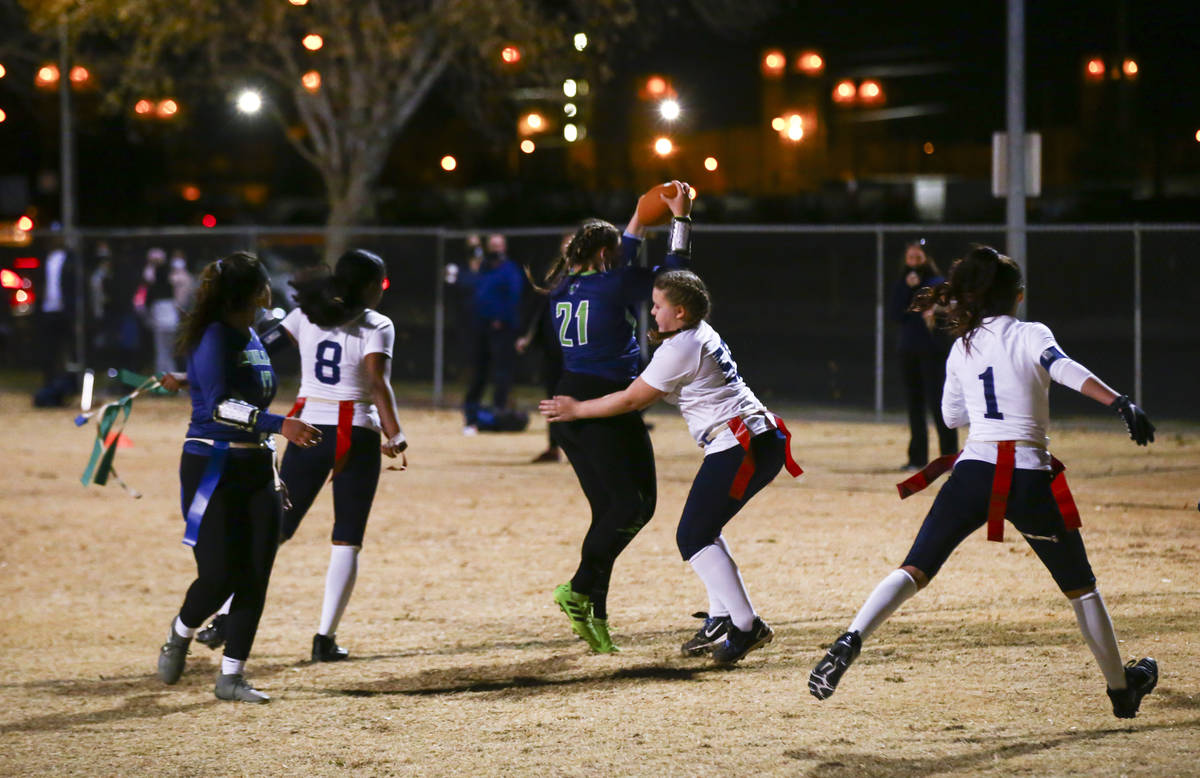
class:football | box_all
[636,181,680,226]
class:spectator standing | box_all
[462,233,523,433]
[143,247,180,374]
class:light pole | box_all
[58,17,83,369]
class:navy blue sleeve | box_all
[616,248,690,306]
[618,234,641,267]
[190,324,284,435]
[504,262,524,326]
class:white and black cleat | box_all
[809,630,861,700]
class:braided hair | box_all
[911,245,1023,353]
[176,251,270,355]
[650,270,711,343]
[530,219,620,292]
[290,249,386,327]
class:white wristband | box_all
[387,431,407,451]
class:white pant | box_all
[149,299,179,374]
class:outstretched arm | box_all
[540,378,665,422]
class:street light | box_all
[134,99,153,115]
[704,156,718,171]
[761,50,785,77]
[68,66,89,85]
[440,155,457,171]
[235,90,262,115]
[645,76,668,98]
[785,114,803,141]
[0,64,6,79]
[653,137,673,156]
[563,123,579,142]
[0,108,5,124]
[770,116,785,131]
[1122,58,1138,78]
[35,64,60,88]
[501,45,522,64]
[659,99,681,121]
[301,70,321,92]
[302,34,323,51]
[1085,57,1105,81]
[796,52,824,74]
[519,111,545,135]
[859,80,883,103]
[833,80,856,103]
[562,79,577,98]
[574,33,588,52]
[156,98,178,118]
[520,139,535,154]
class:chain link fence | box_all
[2,223,1196,418]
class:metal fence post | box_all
[875,227,884,419]
[433,229,446,407]
[1133,225,1142,407]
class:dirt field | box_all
[1,388,1198,777]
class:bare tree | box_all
[24,0,636,257]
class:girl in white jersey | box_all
[809,246,1159,719]
[192,250,408,662]
[541,270,802,664]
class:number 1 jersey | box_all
[280,307,395,431]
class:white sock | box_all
[701,535,736,617]
[689,543,755,632]
[216,594,233,617]
[1071,590,1127,689]
[174,616,196,639]
[848,569,918,641]
[318,545,359,637]
[221,655,245,676]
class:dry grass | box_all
[1,389,1198,777]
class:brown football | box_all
[635,181,680,226]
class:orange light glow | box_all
[0,108,5,124]
[923,142,935,155]
[1122,58,1138,77]
[156,99,178,118]
[35,64,59,87]
[797,51,824,74]
[1086,58,1105,80]
[0,269,20,289]
[688,186,697,200]
[181,185,201,202]
[0,64,7,79]
[134,99,153,115]
[704,156,718,171]
[500,46,522,64]
[1194,129,1200,143]
[770,116,785,131]
[302,34,323,51]
[859,80,882,102]
[302,70,321,92]
[69,66,89,84]
[833,80,856,103]
[645,76,668,98]
[653,137,673,156]
[762,50,786,75]
[16,215,34,232]
[521,111,544,133]
[785,113,804,141]
[441,155,457,171]
[520,139,535,154]
[288,0,308,5]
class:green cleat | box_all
[590,618,620,654]
[553,583,603,652]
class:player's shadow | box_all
[317,655,731,700]
[0,693,218,734]
[784,716,1200,777]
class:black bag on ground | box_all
[475,407,530,432]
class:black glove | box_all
[1110,394,1155,446]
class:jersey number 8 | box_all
[315,340,342,385]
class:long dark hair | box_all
[650,270,711,344]
[176,251,270,355]
[912,245,1023,353]
[290,249,386,327]
[529,219,620,293]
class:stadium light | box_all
[562,79,578,98]
[564,102,577,117]
[659,99,681,121]
[574,33,588,52]
[302,70,321,92]
[833,79,856,103]
[761,50,785,77]
[1122,58,1138,78]
[235,90,262,115]
[654,137,673,156]
[704,156,718,171]
[563,123,579,142]
[302,34,323,51]
[440,155,457,171]
[520,139,535,154]
[1085,57,1105,81]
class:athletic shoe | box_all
[195,615,227,650]
[681,612,731,657]
[1107,657,1158,719]
[531,447,562,463]
[157,620,191,685]
[552,583,603,652]
[711,617,774,665]
[462,425,479,436]
[312,633,350,662]
[214,672,270,704]
[809,630,862,700]
[590,618,620,654]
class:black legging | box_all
[464,323,517,419]
[279,425,382,546]
[551,371,656,620]
[177,449,281,661]
[900,348,957,465]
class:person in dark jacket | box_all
[889,240,956,469]
[462,233,524,432]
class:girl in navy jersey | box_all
[542,270,802,664]
[156,252,322,703]
[809,246,1159,719]
[540,182,692,653]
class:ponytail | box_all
[290,248,385,327]
[177,251,270,355]
[530,219,619,293]
[911,245,1023,353]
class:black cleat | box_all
[809,630,862,700]
[711,617,773,665]
[312,633,350,662]
[195,615,227,650]
[1107,657,1158,718]
[682,612,732,657]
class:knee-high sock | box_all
[703,535,741,618]
[689,543,755,632]
[318,545,359,637]
[848,569,918,641]
[1071,590,1127,689]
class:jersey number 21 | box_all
[555,301,589,347]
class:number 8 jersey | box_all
[279,307,395,432]
[942,315,1095,471]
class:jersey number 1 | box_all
[977,366,1004,419]
[555,301,589,347]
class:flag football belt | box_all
[287,396,361,477]
[895,441,1081,542]
[726,412,804,500]
[180,436,276,548]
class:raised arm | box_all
[539,378,665,422]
